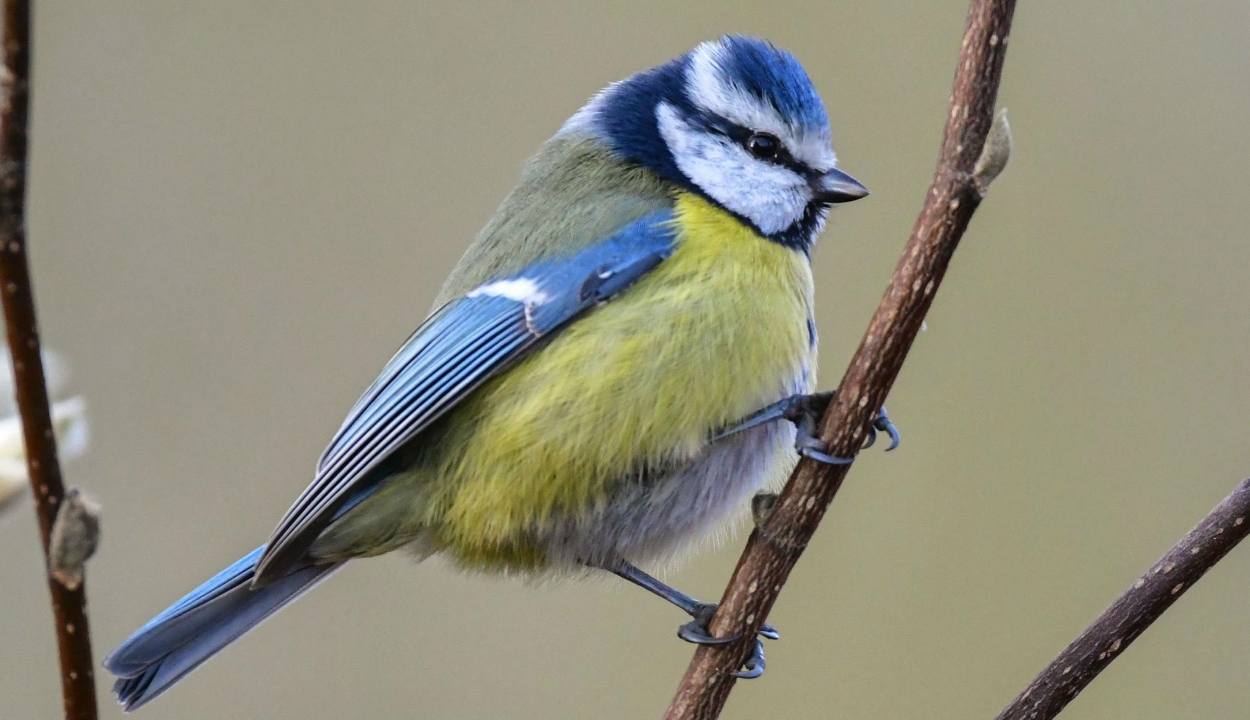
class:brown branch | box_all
[993,477,1250,720]
[0,1,100,718]
[663,2,1017,718]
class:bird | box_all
[104,35,897,710]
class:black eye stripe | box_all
[684,111,819,179]
[725,125,812,176]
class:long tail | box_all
[104,546,342,711]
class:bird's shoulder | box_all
[435,132,676,304]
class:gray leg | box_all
[602,558,779,678]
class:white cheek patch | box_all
[467,278,550,304]
[686,42,837,172]
[657,103,808,236]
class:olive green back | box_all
[435,133,674,305]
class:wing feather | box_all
[253,212,677,582]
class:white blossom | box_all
[0,350,89,515]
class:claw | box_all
[864,407,901,451]
[677,604,738,645]
[797,442,854,465]
[733,639,766,679]
[676,602,780,648]
[793,414,853,466]
[874,406,901,452]
[677,620,739,645]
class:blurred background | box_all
[3,2,1250,718]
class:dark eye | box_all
[746,132,780,160]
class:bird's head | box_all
[562,35,867,251]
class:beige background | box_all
[4,2,1250,718]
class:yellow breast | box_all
[430,192,816,564]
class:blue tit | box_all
[105,35,895,709]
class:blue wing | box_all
[253,211,678,582]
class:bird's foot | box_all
[602,560,777,679]
[781,393,900,464]
[676,602,778,679]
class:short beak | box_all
[812,168,869,204]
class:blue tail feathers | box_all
[105,546,342,711]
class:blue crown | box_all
[706,35,828,133]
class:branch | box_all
[663,2,1017,718]
[0,0,101,718]
[993,477,1250,720]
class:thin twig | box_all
[0,1,100,718]
[993,477,1250,720]
[663,2,1017,718]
